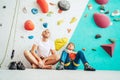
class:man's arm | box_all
[31,44,41,62]
[50,49,56,55]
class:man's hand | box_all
[38,61,44,68]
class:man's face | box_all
[42,29,50,38]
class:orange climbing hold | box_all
[24,20,35,31]
[37,0,49,13]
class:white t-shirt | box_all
[34,38,55,57]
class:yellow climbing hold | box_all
[57,19,64,26]
[55,37,68,51]
[40,18,44,21]
[70,17,77,24]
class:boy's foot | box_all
[56,64,64,70]
[84,65,96,71]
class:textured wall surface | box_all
[70,0,120,70]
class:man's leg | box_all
[24,50,39,67]
[24,50,53,69]
[44,54,60,65]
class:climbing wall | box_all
[0,0,89,68]
[70,0,120,70]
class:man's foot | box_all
[41,65,53,69]
[56,64,64,70]
[84,65,96,71]
[31,64,38,69]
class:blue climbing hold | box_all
[31,8,38,14]
[28,35,34,39]
[43,23,48,28]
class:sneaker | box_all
[8,61,17,70]
[84,65,96,71]
[56,64,64,70]
[17,61,25,70]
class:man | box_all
[24,29,60,69]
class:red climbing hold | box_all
[24,20,35,31]
[95,0,109,5]
[37,0,49,13]
[101,43,115,57]
[93,13,110,28]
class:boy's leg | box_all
[56,51,71,70]
[73,50,95,71]
[73,51,88,65]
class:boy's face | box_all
[67,43,75,50]
[42,29,50,38]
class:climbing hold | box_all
[93,13,110,28]
[99,5,105,13]
[31,8,38,14]
[58,0,70,11]
[0,24,2,27]
[67,28,71,33]
[11,50,15,59]
[58,9,63,13]
[104,10,109,14]
[40,18,44,22]
[55,37,68,51]
[20,36,24,38]
[84,14,88,18]
[57,19,64,26]
[46,11,54,16]
[113,18,120,22]
[43,23,48,28]
[92,48,96,51]
[70,17,77,24]
[101,43,115,57]
[24,20,35,31]
[22,7,27,13]
[3,5,6,9]
[49,2,56,6]
[95,0,109,5]
[88,4,93,10]
[111,10,120,17]
[95,34,101,39]
[82,48,86,51]
[108,38,116,43]
[37,0,49,13]
[28,35,34,39]
[100,5,105,10]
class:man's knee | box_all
[54,54,60,61]
[24,50,30,57]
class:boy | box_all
[56,42,95,71]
